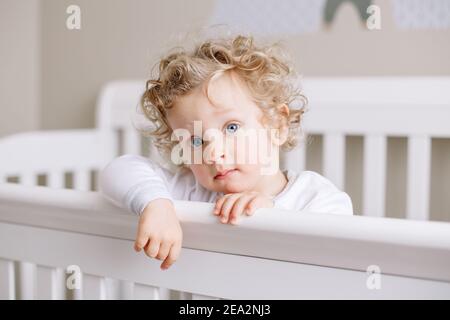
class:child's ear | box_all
[277,103,290,117]
[271,104,289,146]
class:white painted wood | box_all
[302,78,450,137]
[96,81,145,131]
[16,173,38,301]
[47,171,65,189]
[36,266,53,299]
[1,221,449,299]
[123,128,141,155]
[0,259,15,299]
[406,136,431,220]
[133,284,160,300]
[1,184,450,287]
[20,174,35,187]
[158,287,172,300]
[178,291,193,300]
[0,129,114,177]
[192,294,220,300]
[323,133,345,190]
[363,135,387,217]
[17,261,36,300]
[36,266,65,299]
[118,280,134,300]
[51,267,67,299]
[82,274,107,300]
[102,278,136,300]
[102,278,120,300]
[73,170,91,192]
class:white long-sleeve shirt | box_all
[99,154,354,216]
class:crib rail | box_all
[0,129,116,190]
[0,183,450,299]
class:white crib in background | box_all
[0,77,450,299]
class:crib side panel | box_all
[0,221,449,300]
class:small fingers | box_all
[144,238,160,258]
[214,194,228,215]
[219,194,241,223]
[229,194,257,225]
[134,231,149,252]
[156,240,172,261]
[161,241,182,270]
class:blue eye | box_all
[191,136,203,148]
[225,123,240,134]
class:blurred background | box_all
[0,0,449,220]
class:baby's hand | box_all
[134,198,183,270]
[214,192,274,225]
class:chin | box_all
[222,185,245,194]
[220,180,254,194]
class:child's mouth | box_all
[214,169,238,180]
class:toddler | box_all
[99,35,353,270]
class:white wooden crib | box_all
[0,77,450,299]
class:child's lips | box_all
[214,169,238,180]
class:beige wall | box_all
[39,0,450,130]
[0,0,41,136]
[1,0,449,219]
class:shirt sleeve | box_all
[98,154,216,215]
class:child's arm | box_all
[134,198,182,270]
[99,154,215,215]
[99,154,215,270]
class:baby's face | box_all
[167,71,281,194]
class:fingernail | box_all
[221,217,227,223]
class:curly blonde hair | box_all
[140,35,308,160]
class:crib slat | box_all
[158,287,171,300]
[47,171,65,189]
[36,266,52,299]
[179,291,193,300]
[20,173,36,186]
[51,267,67,299]
[118,280,134,300]
[17,261,37,300]
[101,278,133,300]
[323,133,345,190]
[103,278,120,299]
[406,136,431,220]
[82,274,107,300]
[192,293,220,300]
[363,135,387,217]
[73,170,91,191]
[0,259,15,299]
[36,266,66,299]
[123,128,141,155]
[281,146,306,173]
[16,173,38,301]
[133,284,160,300]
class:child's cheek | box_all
[189,164,211,183]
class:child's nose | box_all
[204,140,226,165]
